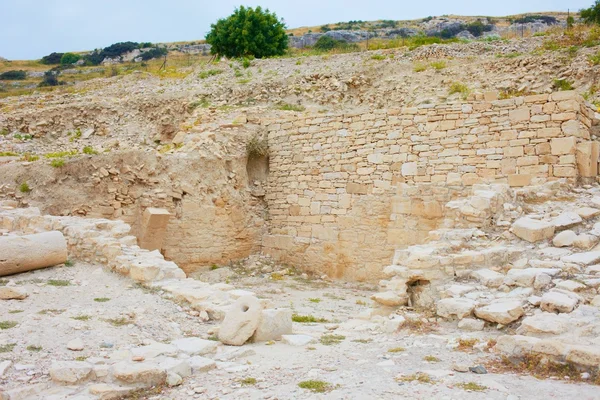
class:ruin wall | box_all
[261,91,598,280]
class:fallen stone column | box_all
[0,231,68,277]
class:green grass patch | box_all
[430,61,447,70]
[8,309,24,314]
[276,103,306,112]
[456,382,487,391]
[50,159,65,168]
[71,315,91,321]
[0,151,18,157]
[319,334,345,345]
[0,321,18,329]
[19,182,31,193]
[44,150,78,159]
[94,297,111,302]
[240,377,257,386]
[27,345,43,352]
[0,343,16,352]
[553,79,574,91]
[198,69,222,79]
[292,314,329,323]
[298,380,332,393]
[38,309,65,315]
[449,82,470,99]
[104,317,132,327]
[424,355,440,362]
[388,347,406,353]
[308,298,321,303]
[47,279,71,286]
[82,146,98,155]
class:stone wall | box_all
[262,91,598,280]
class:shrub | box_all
[0,70,26,80]
[50,159,65,168]
[320,25,331,32]
[40,52,64,65]
[430,60,447,70]
[39,71,61,87]
[313,36,359,52]
[512,15,558,25]
[242,57,252,68]
[465,20,493,37]
[553,79,574,91]
[199,69,222,79]
[139,47,167,61]
[19,182,31,193]
[567,16,575,29]
[449,82,470,99]
[246,134,269,158]
[60,52,81,65]
[298,380,331,393]
[206,6,288,58]
[82,146,98,155]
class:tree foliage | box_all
[60,52,81,65]
[206,6,288,58]
[0,70,27,80]
[582,1,600,25]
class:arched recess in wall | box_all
[246,133,269,184]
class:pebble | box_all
[469,365,487,374]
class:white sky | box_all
[0,0,589,60]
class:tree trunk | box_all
[0,231,68,277]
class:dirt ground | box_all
[1,261,598,399]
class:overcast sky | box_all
[1,0,589,60]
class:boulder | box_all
[251,308,293,342]
[474,301,524,324]
[67,338,84,351]
[218,295,263,346]
[0,287,28,300]
[552,230,577,247]
[436,298,476,319]
[49,361,93,384]
[188,356,216,373]
[540,291,578,313]
[512,218,554,242]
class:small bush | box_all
[27,345,43,352]
[424,355,440,362]
[50,159,65,168]
[371,54,386,60]
[313,36,359,52]
[199,69,222,79]
[430,61,446,70]
[82,146,98,155]
[0,152,18,156]
[60,53,81,65]
[320,334,345,345]
[590,52,600,65]
[240,377,257,386]
[21,153,39,162]
[19,182,31,193]
[397,373,433,384]
[41,52,64,65]
[71,315,91,321]
[39,71,61,87]
[242,57,252,68]
[413,63,427,72]
[553,79,574,91]
[94,297,111,302]
[246,134,268,158]
[139,47,167,61]
[449,82,470,99]
[298,380,331,393]
[388,347,405,353]
[0,70,27,80]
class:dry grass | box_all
[402,317,438,334]
[486,353,600,385]
[396,372,434,384]
[457,338,479,352]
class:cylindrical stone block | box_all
[0,231,68,277]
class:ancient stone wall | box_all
[262,91,598,280]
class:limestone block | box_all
[509,108,530,123]
[218,295,263,346]
[474,300,524,324]
[188,356,216,373]
[371,291,408,307]
[540,291,578,313]
[49,361,93,384]
[0,231,67,277]
[138,208,171,252]
[251,308,293,342]
[471,269,504,288]
[0,287,28,300]
[436,298,475,319]
[576,141,599,177]
[552,230,577,247]
[511,218,554,242]
[517,313,569,336]
[562,251,600,266]
[112,362,166,385]
[551,212,583,230]
[550,137,576,155]
[566,345,600,367]
[170,338,218,355]
[508,174,532,187]
[494,335,540,357]
[281,334,316,346]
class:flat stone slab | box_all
[281,334,316,346]
[512,218,555,242]
[562,251,600,266]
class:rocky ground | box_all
[1,256,599,399]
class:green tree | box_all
[581,1,600,24]
[567,15,575,29]
[60,53,81,65]
[206,6,288,58]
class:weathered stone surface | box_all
[371,291,407,307]
[552,230,577,247]
[436,298,476,319]
[0,286,28,300]
[551,212,583,230]
[471,269,504,288]
[188,356,216,372]
[458,318,485,331]
[512,218,554,242]
[474,301,524,324]
[171,338,218,355]
[506,268,560,287]
[112,362,166,385]
[138,208,171,252]
[0,231,68,277]
[251,308,293,342]
[218,295,263,346]
[166,372,183,387]
[562,251,600,266]
[518,313,569,335]
[89,384,136,399]
[131,342,178,359]
[494,335,540,357]
[49,361,93,384]
[159,358,191,378]
[566,345,600,367]
[67,338,84,351]
[540,291,578,313]
[281,335,316,346]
